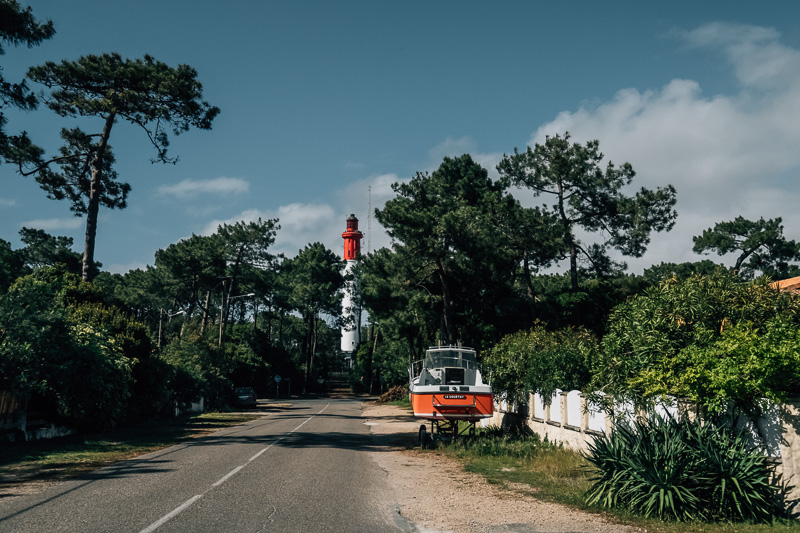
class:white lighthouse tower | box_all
[341,214,363,353]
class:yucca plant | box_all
[584,413,783,522]
[687,422,783,522]
[585,414,705,520]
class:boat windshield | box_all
[423,348,478,371]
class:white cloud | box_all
[427,137,503,180]
[523,22,800,273]
[0,197,16,207]
[680,22,800,89]
[106,261,148,275]
[157,177,250,198]
[21,217,84,231]
[200,203,344,258]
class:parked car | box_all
[232,386,257,408]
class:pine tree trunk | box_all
[570,245,579,292]
[82,112,116,281]
[200,290,210,334]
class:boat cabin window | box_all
[444,367,465,385]
[423,349,477,370]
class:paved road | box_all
[0,398,414,532]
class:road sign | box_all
[274,375,282,383]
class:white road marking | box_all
[139,495,202,533]
[138,402,331,533]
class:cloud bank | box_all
[525,22,800,272]
[187,22,800,274]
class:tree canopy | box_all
[374,154,546,348]
[692,216,800,280]
[19,53,220,281]
[0,0,54,165]
[497,132,678,291]
[282,242,343,390]
[590,270,800,418]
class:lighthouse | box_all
[341,214,363,353]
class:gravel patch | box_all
[363,401,642,533]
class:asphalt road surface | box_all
[0,398,415,533]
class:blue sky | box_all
[2,1,800,275]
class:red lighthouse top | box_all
[342,214,364,261]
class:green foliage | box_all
[22,52,219,280]
[585,415,784,522]
[374,154,536,349]
[485,325,596,405]
[669,317,800,415]
[0,237,25,292]
[359,248,436,362]
[498,132,677,291]
[225,325,271,394]
[530,272,649,335]
[18,227,83,274]
[281,242,343,389]
[0,269,80,398]
[161,336,230,410]
[0,0,55,165]
[350,330,410,394]
[643,260,729,284]
[153,233,226,316]
[592,270,800,416]
[26,53,219,163]
[0,267,144,431]
[693,216,800,280]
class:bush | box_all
[592,271,800,418]
[0,269,139,431]
[161,338,230,410]
[484,325,596,406]
[584,414,784,522]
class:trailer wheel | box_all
[419,424,428,449]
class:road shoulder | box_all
[362,400,640,533]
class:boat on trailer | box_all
[409,345,493,446]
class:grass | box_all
[386,397,411,409]
[0,412,262,487]
[430,426,800,533]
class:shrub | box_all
[484,325,596,406]
[584,414,784,522]
[591,271,800,418]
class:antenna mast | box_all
[367,185,372,254]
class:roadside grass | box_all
[0,412,262,487]
[433,426,800,533]
[386,397,411,409]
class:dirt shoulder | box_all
[363,400,640,533]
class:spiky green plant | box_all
[688,422,784,522]
[584,414,784,522]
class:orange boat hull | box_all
[410,391,494,421]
